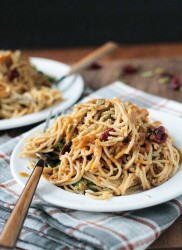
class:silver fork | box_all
[43,109,61,133]
[43,108,54,133]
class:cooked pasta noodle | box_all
[0,50,63,119]
[21,98,181,200]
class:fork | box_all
[43,108,54,133]
[0,110,61,248]
[54,41,118,85]
[43,109,63,133]
[0,158,44,248]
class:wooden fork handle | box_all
[0,165,44,248]
[67,41,119,76]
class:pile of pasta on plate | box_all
[21,98,180,200]
[0,50,63,119]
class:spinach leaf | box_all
[74,178,94,191]
[42,152,60,168]
[57,138,66,152]
[46,159,60,168]
[47,75,56,83]
[57,142,64,151]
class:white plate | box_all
[0,57,84,130]
[10,109,182,212]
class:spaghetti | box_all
[0,50,63,119]
[21,98,180,200]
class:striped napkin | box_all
[0,81,182,250]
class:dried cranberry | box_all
[59,142,71,156]
[86,62,102,70]
[170,76,181,90]
[150,126,168,144]
[122,64,138,75]
[153,133,168,144]
[7,69,19,81]
[101,128,115,141]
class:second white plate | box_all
[0,57,84,130]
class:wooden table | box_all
[23,43,182,250]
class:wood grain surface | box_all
[23,44,182,62]
[81,58,182,102]
[21,43,182,249]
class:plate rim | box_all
[10,108,182,212]
[0,57,84,130]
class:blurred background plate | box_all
[0,57,84,130]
